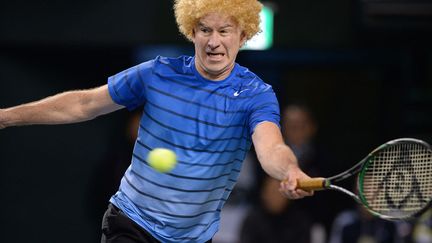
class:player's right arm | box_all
[0,84,122,129]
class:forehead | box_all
[197,12,239,28]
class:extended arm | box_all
[0,84,122,129]
[252,121,313,199]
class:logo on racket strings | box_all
[379,149,427,209]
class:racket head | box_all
[357,138,432,220]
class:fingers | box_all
[279,180,314,199]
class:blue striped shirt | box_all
[107,55,280,242]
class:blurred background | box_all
[1,0,431,242]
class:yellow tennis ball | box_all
[147,148,177,173]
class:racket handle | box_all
[297,178,326,191]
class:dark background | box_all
[1,0,431,242]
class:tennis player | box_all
[0,0,313,242]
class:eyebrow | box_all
[220,24,234,29]
[197,22,207,28]
[197,22,234,29]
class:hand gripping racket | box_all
[297,138,432,220]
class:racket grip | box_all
[297,178,326,191]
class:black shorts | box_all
[101,203,212,243]
[101,203,159,243]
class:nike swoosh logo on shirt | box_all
[233,89,249,97]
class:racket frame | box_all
[301,138,432,221]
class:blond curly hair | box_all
[174,0,263,42]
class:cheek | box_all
[198,41,208,51]
[227,39,241,52]
[194,42,205,54]
[227,45,240,56]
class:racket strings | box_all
[361,142,432,218]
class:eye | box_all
[219,27,232,35]
[200,27,211,33]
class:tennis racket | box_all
[297,138,432,220]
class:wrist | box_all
[0,109,6,129]
[0,108,14,129]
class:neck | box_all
[195,61,235,81]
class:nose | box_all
[208,32,221,49]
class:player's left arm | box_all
[252,121,313,199]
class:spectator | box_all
[411,208,432,243]
[329,199,399,243]
[239,175,314,243]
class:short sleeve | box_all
[107,60,154,111]
[248,87,281,135]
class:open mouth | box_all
[207,52,225,58]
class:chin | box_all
[209,68,230,77]
[209,61,232,71]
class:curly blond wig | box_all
[174,0,263,41]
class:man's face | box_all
[192,12,246,81]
